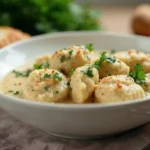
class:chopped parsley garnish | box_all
[106,56,116,64]
[110,49,116,54]
[12,70,23,77]
[86,67,94,77]
[44,86,49,91]
[52,72,62,81]
[85,43,94,52]
[34,61,50,70]
[8,90,20,95]
[60,50,73,62]
[68,50,73,59]
[8,90,13,93]
[129,63,146,85]
[69,68,75,76]
[55,91,59,94]
[34,64,42,70]
[24,69,33,77]
[60,55,67,62]
[93,52,116,69]
[12,69,32,77]
[81,67,94,77]
[13,91,19,95]
[43,74,51,79]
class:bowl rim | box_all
[0,31,150,109]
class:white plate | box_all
[0,31,150,139]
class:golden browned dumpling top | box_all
[50,45,92,74]
[95,75,145,103]
[70,65,99,103]
[113,49,150,73]
[23,69,69,102]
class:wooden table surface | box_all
[93,5,136,34]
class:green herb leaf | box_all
[22,69,32,77]
[129,63,146,85]
[44,86,49,91]
[34,64,42,70]
[81,67,94,77]
[8,90,13,93]
[93,52,106,69]
[105,56,116,64]
[34,61,49,70]
[68,50,73,59]
[43,74,51,79]
[85,43,94,52]
[13,91,19,95]
[60,55,67,62]
[69,68,75,76]
[93,52,116,69]
[60,50,73,62]
[52,72,62,81]
[12,70,21,77]
[13,69,32,77]
[55,90,59,94]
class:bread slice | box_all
[0,26,30,48]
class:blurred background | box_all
[0,0,149,48]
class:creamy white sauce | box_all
[0,56,96,103]
[0,61,34,99]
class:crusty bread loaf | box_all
[0,26,30,48]
[131,4,150,36]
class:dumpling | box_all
[99,59,129,78]
[70,65,99,103]
[113,49,150,73]
[95,75,145,103]
[141,73,150,92]
[50,45,92,74]
[23,69,69,102]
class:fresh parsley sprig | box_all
[12,69,32,77]
[52,72,62,81]
[129,63,146,85]
[33,64,42,70]
[43,74,51,79]
[44,86,49,91]
[69,68,75,76]
[93,52,116,69]
[34,61,50,70]
[81,67,94,77]
[8,90,20,95]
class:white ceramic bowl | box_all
[0,32,150,139]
